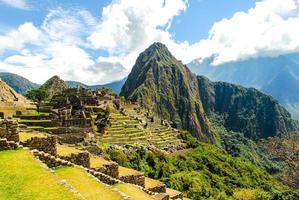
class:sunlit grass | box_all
[55,167,123,200]
[19,132,47,142]
[113,183,154,200]
[0,149,81,200]
[57,145,82,157]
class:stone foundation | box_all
[153,193,169,200]
[84,145,104,156]
[147,184,166,193]
[60,151,90,168]
[119,173,145,187]
[32,150,73,168]
[21,136,57,155]
[0,138,19,150]
[94,162,119,178]
[49,127,89,144]
[0,120,19,142]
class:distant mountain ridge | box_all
[0,72,126,96]
[66,78,127,94]
[0,72,39,95]
[188,54,299,119]
[121,42,298,142]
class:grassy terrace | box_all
[113,183,154,200]
[0,150,81,200]
[55,167,123,200]
[144,177,164,188]
[57,145,82,157]
[119,166,142,176]
[166,188,182,199]
[19,131,47,142]
[90,156,111,168]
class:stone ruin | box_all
[0,120,19,142]
[20,135,57,155]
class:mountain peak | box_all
[121,43,213,141]
[121,43,298,142]
[41,75,67,98]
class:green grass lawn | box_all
[55,167,123,200]
[0,149,82,200]
[113,183,154,200]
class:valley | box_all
[0,43,298,200]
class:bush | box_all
[108,149,129,166]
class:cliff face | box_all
[120,43,213,142]
[121,43,298,142]
[197,76,298,140]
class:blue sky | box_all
[0,0,298,84]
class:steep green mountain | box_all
[40,75,68,98]
[188,54,299,119]
[121,43,298,142]
[121,42,213,142]
[0,72,39,95]
[197,76,297,140]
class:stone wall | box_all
[21,136,57,155]
[153,193,169,200]
[59,151,90,168]
[0,138,19,150]
[0,120,19,142]
[32,150,73,168]
[84,145,104,156]
[93,162,119,178]
[62,118,92,127]
[119,173,145,187]
[49,127,89,144]
[147,184,166,193]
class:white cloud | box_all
[2,0,299,85]
[0,0,29,10]
[193,0,299,65]
[88,0,188,68]
[0,22,41,53]
[0,8,127,85]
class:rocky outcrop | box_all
[121,42,298,142]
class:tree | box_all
[26,89,49,112]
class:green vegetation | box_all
[0,150,81,200]
[107,140,286,199]
[26,88,49,112]
[55,167,123,200]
